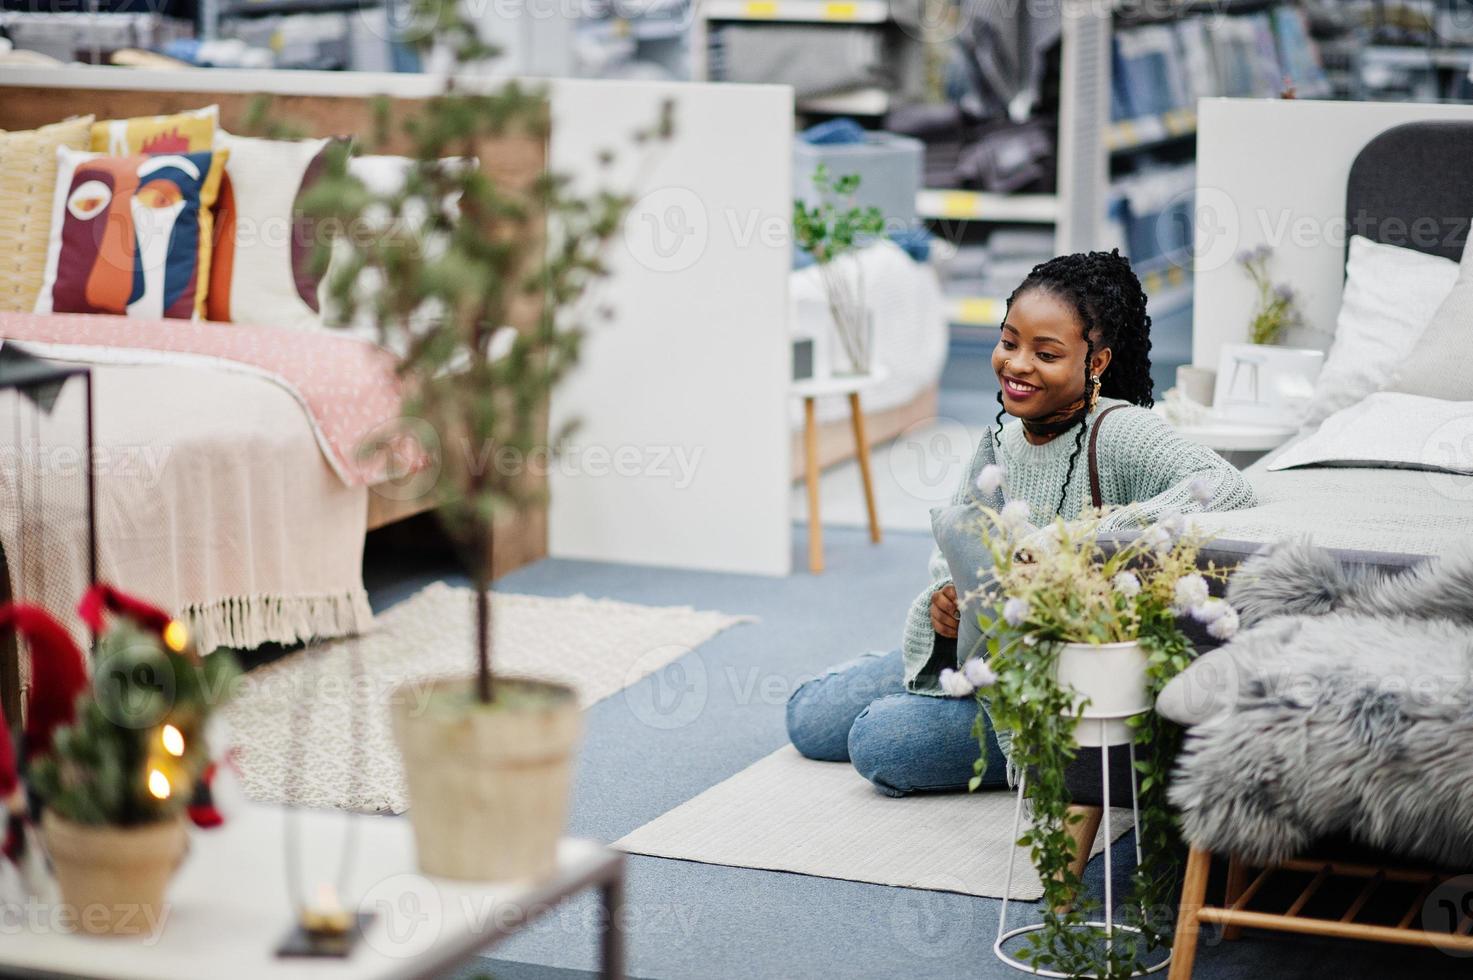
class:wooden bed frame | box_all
[0,80,551,718]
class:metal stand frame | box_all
[994,709,1171,978]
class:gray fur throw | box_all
[1161,539,1473,867]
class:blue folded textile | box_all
[800,118,868,145]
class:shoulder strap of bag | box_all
[1088,404,1128,509]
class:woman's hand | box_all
[931,584,960,639]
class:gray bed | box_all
[1188,120,1473,573]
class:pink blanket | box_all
[0,312,405,486]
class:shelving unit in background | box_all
[691,0,920,117]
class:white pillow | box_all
[1269,391,1473,476]
[1303,235,1459,426]
[1385,234,1473,402]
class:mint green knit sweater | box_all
[902,397,1257,695]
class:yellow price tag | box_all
[823,1,858,18]
[743,0,778,15]
[955,297,1002,326]
[938,191,980,219]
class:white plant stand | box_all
[993,707,1172,978]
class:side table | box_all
[0,803,626,980]
[791,366,888,574]
[1168,418,1297,469]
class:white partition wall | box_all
[1192,98,1473,371]
[546,79,794,575]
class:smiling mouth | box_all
[1001,376,1041,398]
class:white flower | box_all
[1140,526,1172,553]
[1190,597,1231,624]
[962,658,997,688]
[1206,606,1240,640]
[1112,571,1141,597]
[1002,597,1030,627]
[1157,511,1184,538]
[1000,499,1031,529]
[939,667,976,698]
[1188,475,1215,506]
[1173,574,1210,612]
[975,463,1006,496]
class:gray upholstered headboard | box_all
[1346,120,1473,264]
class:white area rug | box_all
[222,582,752,813]
[616,745,1133,900]
[793,417,991,533]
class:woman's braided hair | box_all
[992,249,1155,518]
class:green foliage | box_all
[28,624,239,827]
[293,0,673,701]
[791,164,885,265]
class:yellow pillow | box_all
[0,116,95,312]
[88,106,224,318]
[89,105,218,156]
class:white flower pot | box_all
[1054,640,1151,747]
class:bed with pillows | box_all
[0,101,463,656]
[1191,121,1473,566]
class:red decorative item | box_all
[0,701,16,799]
[188,762,224,829]
[77,583,175,638]
[0,603,87,760]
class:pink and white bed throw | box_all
[0,312,412,656]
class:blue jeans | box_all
[785,649,1009,797]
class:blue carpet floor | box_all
[360,516,1465,980]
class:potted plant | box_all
[301,0,671,882]
[1237,244,1304,346]
[940,481,1238,978]
[1,587,237,936]
[793,165,886,376]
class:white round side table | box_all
[790,365,889,574]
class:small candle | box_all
[300,883,352,936]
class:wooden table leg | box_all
[1169,846,1213,980]
[599,863,626,980]
[803,396,823,574]
[1222,854,1249,941]
[846,391,881,545]
[1065,804,1103,883]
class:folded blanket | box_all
[0,312,405,485]
[0,312,399,656]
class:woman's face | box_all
[991,288,1111,419]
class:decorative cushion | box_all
[35,147,228,320]
[0,116,93,312]
[1303,235,1459,426]
[89,105,218,156]
[1384,234,1473,402]
[929,497,1002,665]
[206,133,336,328]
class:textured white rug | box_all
[616,745,1133,900]
[222,582,752,813]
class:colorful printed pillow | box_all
[35,146,228,320]
[0,116,94,312]
[89,105,218,156]
[206,133,338,329]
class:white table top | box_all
[790,363,890,399]
[2,805,617,980]
[1172,418,1298,452]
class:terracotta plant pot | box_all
[391,675,580,882]
[41,813,187,937]
[1054,640,1151,747]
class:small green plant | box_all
[26,602,238,827]
[1237,244,1303,345]
[792,165,885,374]
[300,0,672,706]
[943,474,1237,978]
